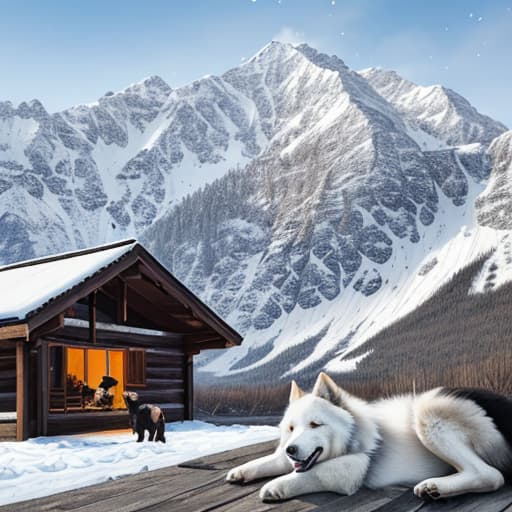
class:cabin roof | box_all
[0,240,137,323]
[0,239,242,347]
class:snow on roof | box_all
[0,240,137,323]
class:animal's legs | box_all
[148,423,157,442]
[156,421,166,443]
[259,453,369,502]
[414,398,505,499]
[226,447,292,483]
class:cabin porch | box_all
[3,440,512,511]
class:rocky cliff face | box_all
[476,131,512,229]
[359,67,507,147]
[1,42,509,382]
[0,69,270,263]
[142,43,506,381]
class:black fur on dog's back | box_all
[135,404,166,442]
[122,391,166,443]
[441,387,512,478]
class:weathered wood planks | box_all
[1,441,512,512]
[0,421,15,441]
[0,324,28,341]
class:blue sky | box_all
[1,0,511,126]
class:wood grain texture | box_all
[1,441,512,512]
[0,324,28,341]
[0,422,16,441]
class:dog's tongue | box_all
[293,462,303,470]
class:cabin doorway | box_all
[49,345,126,412]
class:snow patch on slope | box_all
[200,157,497,377]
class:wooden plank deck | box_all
[1,441,512,512]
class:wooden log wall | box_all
[44,326,186,434]
[0,420,16,441]
[0,343,16,412]
[47,411,130,436]
[137,348,185,422]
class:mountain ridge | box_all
[1,41,510,383]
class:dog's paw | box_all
[259,480,289,502]
[414,479,442,500]
[226,466,249,484]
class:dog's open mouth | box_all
[288,447,323,473]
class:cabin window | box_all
[126,349,146,387]
[49,345,127,411]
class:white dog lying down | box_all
[227,372,512,502]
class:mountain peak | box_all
[1,39,510,383]
[360,66,507,146]
[294,43,349,73]
[11,99,50,121]
[246,40,297,65]
[359,67,417,95]
[120,74,172,98]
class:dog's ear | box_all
[312,372,342,405]
[289,380,305,402]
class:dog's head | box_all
[279,372,355,473]
[122,391,139,404]
[122,391,140,431]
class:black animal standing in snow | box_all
[122,391,166,443]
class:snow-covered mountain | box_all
[1,41,509,384]
[141,43,508,383]
[359,67,507,147]
[476,131,512,230]
[0,71,267,263]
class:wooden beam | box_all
[29,314,64,342]
[184,355,193,421]
[128,278,199,318]
[52,323,184,350]
[135,248,243,346]
[126,286,198,332]
[89,292,97,344]
[16,341,28,440]
[16,342,23,440]
[116,279,127,324]
[0,324,28,341]
[121,265,142,281]
[128,286,205,327]
[38,341,48,436]
[185,338,226,353]
[184,332,225,344]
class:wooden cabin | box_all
[0,240,242,441]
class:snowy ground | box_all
[0,421,279,506]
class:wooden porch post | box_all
[184,355,194,420]
[38,341,49,436]
[16,341,29,441]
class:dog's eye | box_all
[309,422,322,429]
[288,425,294,432]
